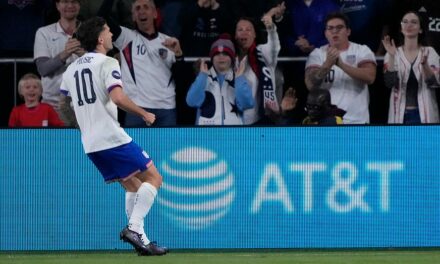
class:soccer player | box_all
[59,17,167,256]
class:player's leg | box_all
[130,163,167,255]
[119,176,154,254]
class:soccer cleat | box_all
[119,227,149,253]
[136,241,168,256]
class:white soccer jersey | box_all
[305,42,376,124]
[114,27,177,109]
[60,52,132,153]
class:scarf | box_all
[247,43,280,115]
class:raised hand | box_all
[199,59,209,74]
[281,87,298,112]
[261,13,274,29]
[324,46,340,68]
[421,47,429,65]
[295,36,315,54]
[382,35,397,56]
[162,37,183,56]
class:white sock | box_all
[126,191,150,245]
[125,192,136,219]
[128,182,157,245]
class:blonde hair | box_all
[18,73,42,94]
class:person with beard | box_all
[99,0,184,127]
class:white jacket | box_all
[384,46,439,123]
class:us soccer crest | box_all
[346,54,356,65]
[159,48,168,60]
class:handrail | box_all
[1,56,385,107]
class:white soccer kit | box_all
[306,42,376,124]
[60,52,132,153]
[114,27,177,109]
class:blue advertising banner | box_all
[0,126,439,250]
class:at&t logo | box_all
[157,147,235,230]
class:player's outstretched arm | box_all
[109,86,156,125]
[59,94,78,127]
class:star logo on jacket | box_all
[159,48,168,60]
[230,102,239,116]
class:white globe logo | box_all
[158,147,235,230]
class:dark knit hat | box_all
[209,33,236,59]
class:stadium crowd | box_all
[2,0,440,127]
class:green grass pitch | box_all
[1,250,440,264]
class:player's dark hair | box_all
[325,12,351,29]
[76,17,106,52]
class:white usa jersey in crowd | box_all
[60,52,132,153]
[306,42,376,124]
[113,27,177,109]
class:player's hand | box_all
[143,112,156,126]
[382,35,397,56]
[162,37,183,57]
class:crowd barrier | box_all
[0,126,438,250]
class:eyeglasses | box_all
[401,20,419,26]
[325,24,346,32]
[305,104,322,111]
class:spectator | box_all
[386,1,440,116]
[234,14,282,125]
[282,0,339,56]
[180,0,234,57]
[33,0,84,126]
[9,73,64,127]
[387,1,440,53]
[99,0,184,127]
[302,88,345,124]
[382,11,439,124]
[305,12,376,124]
[186,34,254,125]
